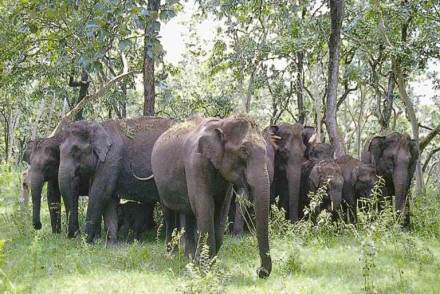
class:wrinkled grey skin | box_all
[58,117,174,243]
[151,114,272,278]
[229,127,277,238]
[271,124,315,223]
[336,155,377,222]
[306,143,334,161]
[299,159,344,219]
[24,136,92,236]
[361,132,418,226]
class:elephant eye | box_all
[239,146,248,158]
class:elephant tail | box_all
[130,163,154,181]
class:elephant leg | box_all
[184,216,197,259]
[215,187,233,251]
[47,180,62,234]
[103,198,118,244]
[194,196,216,257]
[95,218,102,239]
[163,207,177,253]
[122,223,129,242]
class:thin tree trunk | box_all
[297,51,305,124]
[121,81,127,118]
[325,0,346,157]
[32,97,45,140]
[69,69,89,121]
[143,0,160,116]
[314,62,322,143]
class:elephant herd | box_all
[22,114,418,279]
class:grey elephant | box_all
[24,136,94,236]
[24,136,67,233]
[117,201,153,242]
[58,116,175,243]
[270,124,315,223]
[151,114,272,278]
[361,132,418,225]
[299,159,344,219]
[229,126,278,238]
[336,155,377,222]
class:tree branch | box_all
[51,71,141,136]
[422,147,440,172]
[420,123,440,153]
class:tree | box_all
[326,0,346,157]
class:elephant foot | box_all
[67,228,80,238]
[232,230,244,238]
[33,221,42,230]
[257,267,270,279]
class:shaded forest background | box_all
[0,0,439,190]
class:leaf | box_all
[119,39,132,51]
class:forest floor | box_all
[1,168,440,293]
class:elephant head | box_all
[58,122,112,230]
[309,160,344,212]
[306,143,334,161]
[197,114,272,278]
[27,136,62,230]
[271,123,315,223]
[353,163,378,198]
[362,132,418,224]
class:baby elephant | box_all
[336,156,377,223]
[118,201,154,242]
[300,159,344,220]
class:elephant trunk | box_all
[286,159,303,223]
[246,162,272,278]
[393,162,409,224]
[30,171,44,230]
[58,162,75,221]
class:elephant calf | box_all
[118,201,153,242]
[336,155,377,222]
[299,159,344,219]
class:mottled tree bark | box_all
[143,0,160,116]
[68,69,89,121]
[325,0,346,157]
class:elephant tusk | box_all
[331,200,334,212]
[130,163,154,181]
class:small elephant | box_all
[336,155,377,222]
[151,114,272,278]
[306,143,334,161]
[118,201,153,242]
[269,123,315,223]
[361,132,418,225]
[299,159,344,219]
[58,116,175,243]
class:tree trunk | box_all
[325,0,346,157]
[32,97,45,140]
[297,51,305,124]
[143,0,160,116]
[314,62,322,143]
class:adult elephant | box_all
[229,126,278,238]
[151,114,272,278]
[271,124,315,223]
[299,159,344,219]
[336,155,377,222]
[58,116,174,243]
[361,132,418,225]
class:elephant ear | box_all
[198,128,224,170]
[91,123,112,162]
[310,163,321,189]
[351,166,360,182]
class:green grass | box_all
[1,165,440,293]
